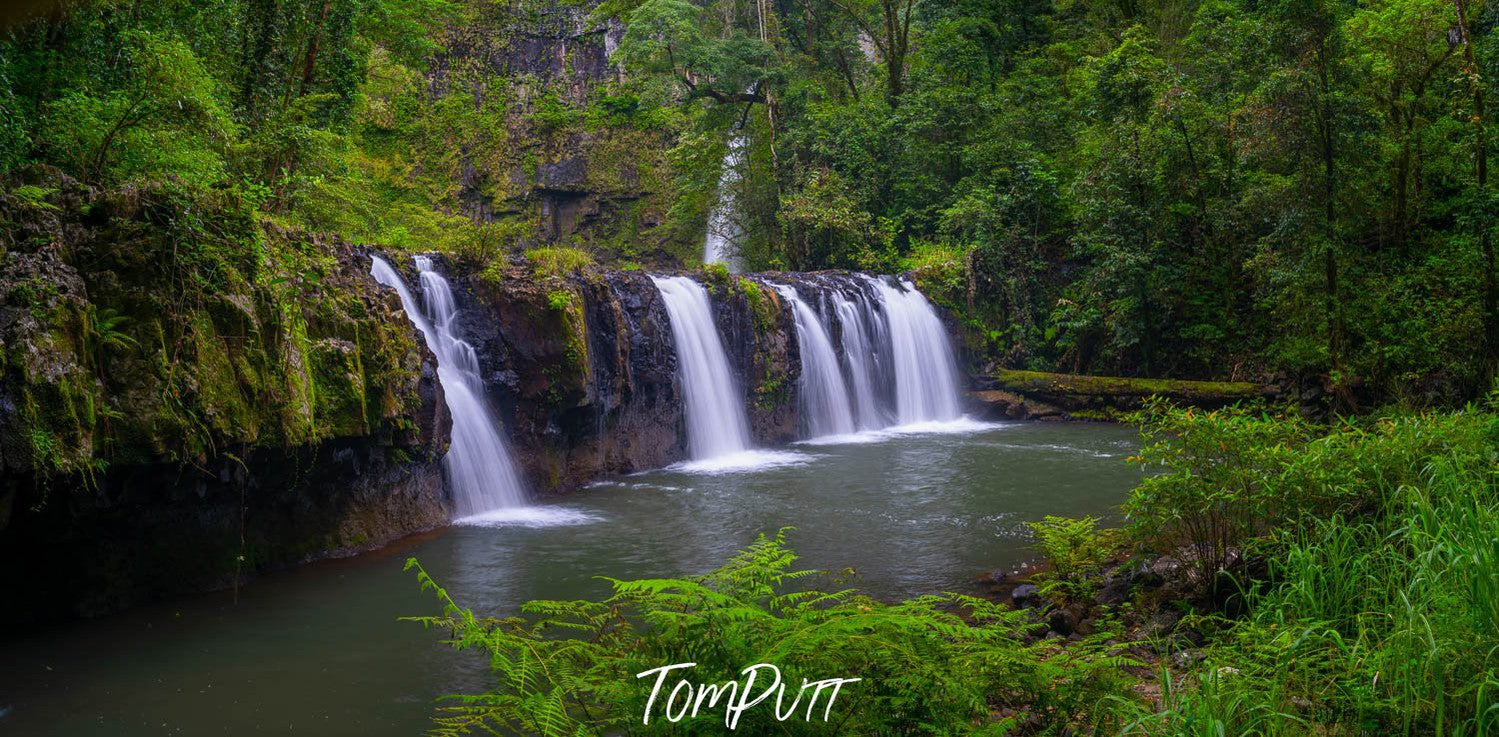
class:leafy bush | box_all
[408,530,1137,736]
[546,288,574,311]
[700,260,731,285]
[1124,401,1313,583]
[1127,401,1499,588]
[1027,515,1116,607]
[1118,406,1499,736]
[526,91,585,132]
[38,31,233,185]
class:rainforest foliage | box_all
[599,0,1499,400]
[414,405,1499,735]
[4,0,1499,402]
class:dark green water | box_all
[0,421,1140,735]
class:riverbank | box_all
[970,404,1499,734]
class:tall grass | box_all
[1120,408,1499,735]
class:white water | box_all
[370,255,529,519]
[832,292,886,430]
[649,269,967,464]
[771,283,856,438]
[703,135,747,271]
[869,277,964,424]
[650,275,754,459]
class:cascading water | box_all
[868,277,963,424]
[370,255,528,518]
[649,275,753,459]
[702,135,746,271]
[831,292,886,430]
[761,273,966,438]
[770,283,856,437]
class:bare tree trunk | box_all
[1316,41,1343,377]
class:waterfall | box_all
[649,275,753,459]
[768,273,965,438]
[770,283,856,437]
[370,255,528,518]
[702,135,746,272]
[831,292,886,430]
[868,277,963,424]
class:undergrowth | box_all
[407,529,1137,736]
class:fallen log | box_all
[971,370,1277,420]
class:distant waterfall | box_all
[650,275,753,459]
[702,135,746,271]
[370,255,528,518]
[770,284,856,437]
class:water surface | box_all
[0,421,1140,735]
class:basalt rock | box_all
[446,263,802,493]
[451,263,684,490]
[0,424,449,622]
[705,273,800,446]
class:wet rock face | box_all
[0,175,455,622]
[705,275,800,446]
[451,265,685,491]
[428,1,621,102]
[0,431,449,623]
[448,265,802,493]
[420,0,676,250]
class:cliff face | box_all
[446,262,801,493]
[422,0,682,257]
[705,273,801,446]
[0,173,452,621]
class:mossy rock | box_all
[0,177,432,482]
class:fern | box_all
[409,531,1139,735]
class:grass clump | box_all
[525,246,594,280]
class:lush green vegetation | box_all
[1117,402,1499,735]
[416,404,1499,735]
[4,1,1494,729]
[7,0,1499,401]
[408,529,1135,735]
[593,0,1499,400]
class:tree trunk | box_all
[1317,41,1343,376]
[298,0,333,98]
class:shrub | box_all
[546,288,574,311]
[1028,515,1116,607]
[1124,401,1313,583]
[1117,406,1499,736]
[701,260,731,285]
